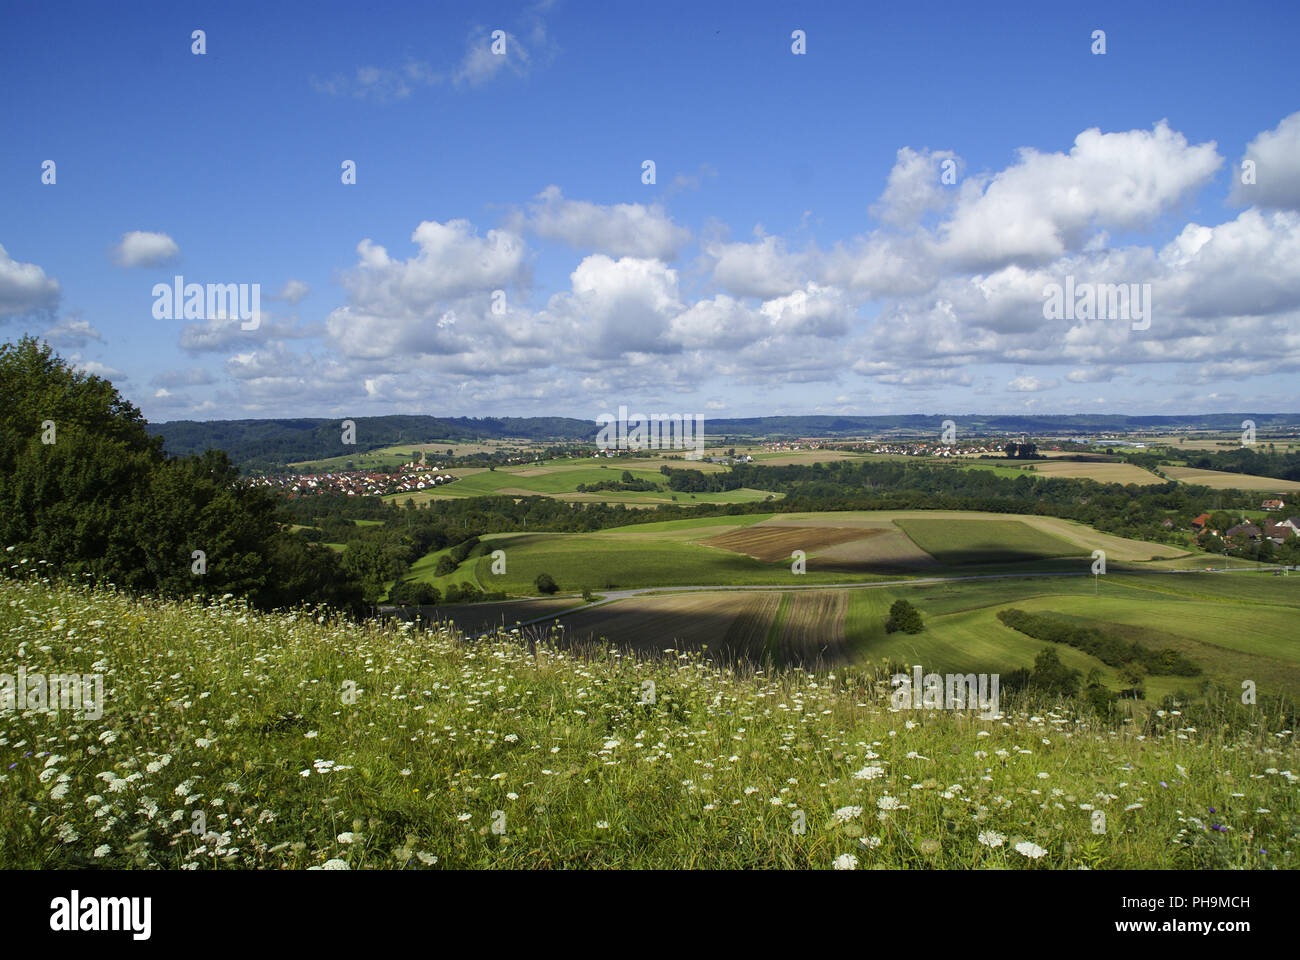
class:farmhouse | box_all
[1224,522,1262,542]
[1263,499,1286,511]
[1263,522,1295,544]
[1191,513,1212,531]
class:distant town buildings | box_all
[246,460,457,498]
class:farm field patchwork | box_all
[554,591,778,660]
[464,569,1300,702]
[407,510,1201,602]
[395,508,1300,703]
[703,525,886,562]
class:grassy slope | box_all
[2,577,1294,870]
[862,573,1300,701]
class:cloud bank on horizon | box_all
[1,1,1297,422]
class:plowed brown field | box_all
[704,525,885,562]
[770,591,849,664]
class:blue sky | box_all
[2,0,1298,422]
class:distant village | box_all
[1188,499,1299,548]
[246,456,458,498]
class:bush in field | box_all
[885,599,923,634]
[448,537,480,565]
[534,572,559,594]
[434,555,458,578]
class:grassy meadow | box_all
[2,574,1295,870]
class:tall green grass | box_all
[1,574,1295,870]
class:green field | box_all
[843,572,1300,702]
[290,439,549,474]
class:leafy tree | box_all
[885,598,923,634]
[434,554,458,577]
[534,572,559,594]
[388,579,440,606]
[0,337,366,613]
[257,533,363,614]
[1028,647,1082,698]
[1207,511,1235,532]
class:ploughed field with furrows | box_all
[703,525,886,562]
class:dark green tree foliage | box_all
[257,533,363,613]
[0,338,362,613]
[2,338,161,580]
[884,598,923,634]
[387,579,440,606]
[1029,648,1082,697]
[1186,447,1300,482]
[448,536,480,565]
[534,572,558,594]
[997,608,1200,676]
[663,468,742,493]
[1003,441,1040,459]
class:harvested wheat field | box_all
[1164,465,1300,492]
[1027,460,1163,485]
[704,525,884,561]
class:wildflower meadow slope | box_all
[2,573,1296,870]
